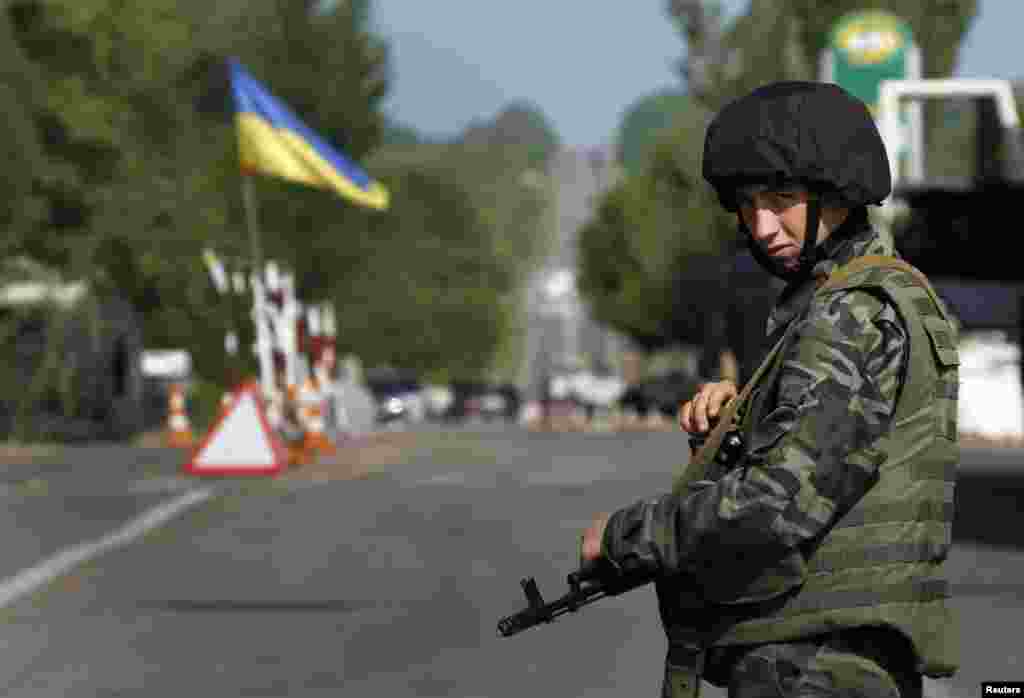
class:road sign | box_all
[185,382,287,476]
[821,10,924,183]
[823,10,917,113]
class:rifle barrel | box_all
[497,587,609,637]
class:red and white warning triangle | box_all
[185,382,287,476]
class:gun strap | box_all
[663,645,705,698]
[682,325,790,484]
[663,255,928,696]
[686,254,921,482]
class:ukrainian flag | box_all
[228,58,389,210]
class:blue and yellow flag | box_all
[228,58,389,210]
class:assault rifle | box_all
[496,557,654,637]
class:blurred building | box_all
[520,146,629,400]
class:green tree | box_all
[615,90,692,179]
[666,0,729,106]
[0,0,249,389]
[579,0,816,353]
[222,0,390,304]
[0,11,49,244]
[382,118,429,146]
[370,140,551,285]
[459,100,561,170]
[327,160,512,382]
[609,0,983,352]
[436,138,557,382]
[789,0,977,87]
[668,0,815,113]
[668,1,981,171]
[0,0,393,401]
[1,0,540,416]
[366,139,552,381]
[577,181,667,348]
[578,108,735,350]
[788,0,979,180]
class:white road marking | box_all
[419,472,467,485]
[127,476,196,494]
[0,487,215,609]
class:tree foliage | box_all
[365,138,553,381]
[668,0,814,113]
[206,0,390,305]
[788,0,980,179]
[458,100,561,171]
[577,0,981,352]
[666,0,981,184]
[325,160,512,382]
[0,0,552,427]
[578,108,735,350]
[668,0,979,112]
[788,0,977,87]
[615,90,692,179]
[0,0,248,392]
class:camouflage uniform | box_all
[602,222,935,697]
[714,640,903,697]
[593,80,957,697]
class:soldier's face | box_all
[736,184,809,273]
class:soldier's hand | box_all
[580,514,609,563]
[678,381,738,434]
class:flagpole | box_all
[242,174,274,400]
[229,56,388,404]
[242,175,263,273]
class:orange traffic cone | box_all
[298,378,335,458]
[165,382,194,448]
[303,403,336,457]
[283,384,308,467]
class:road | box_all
[0,429,1020,697]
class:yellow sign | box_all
[835,11,907,66]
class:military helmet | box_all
[702,81,891,212]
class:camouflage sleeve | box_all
[602,289,908,580]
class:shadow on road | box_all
[135,599,382,613]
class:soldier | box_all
[580,81,959,697]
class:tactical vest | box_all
[661,256,959,689]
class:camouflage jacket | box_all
[602,221,908,584]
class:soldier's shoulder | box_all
[808,284,902,340]
[821,257,928,314]
[833,255,927,290]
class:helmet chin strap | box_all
[797,193,822,275]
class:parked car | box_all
[446,381,521,423]
[364,368,425,425]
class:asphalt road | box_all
[0,429,1021,697]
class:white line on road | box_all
[0,487,215,609]
[418,472,467,485]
